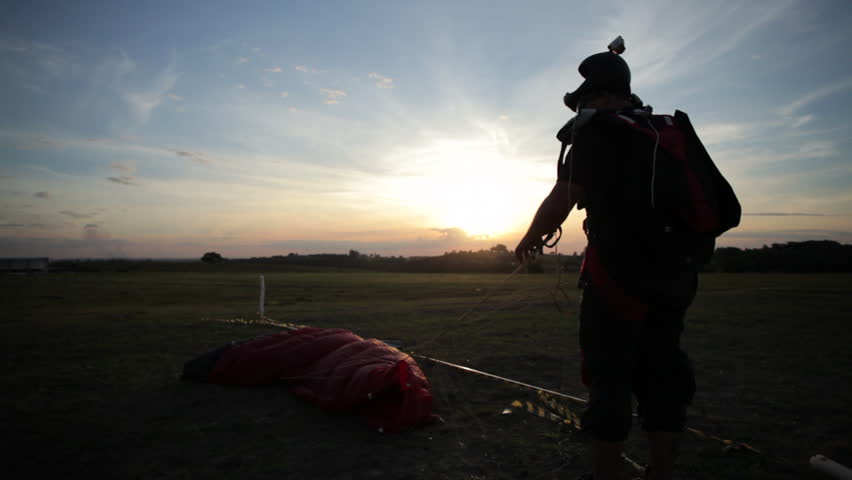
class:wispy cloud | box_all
[280,91,289,98]
[779,77,852,117]
[321,88,347,104]
[295,65,322,74]
[109,161,136,174]
[743,212,826,216]
[16,135,60,150]
[106,176,137,185]
[694,119,786,148]
[34,191,50,199]
[0,39,74,90]
[368,72,394,89]
[0,39,61,55]
[738,140,838,172]
[721,229,852,246]
[256,227,504,257]
[431,227,469,241]
[791,114,814,128]
[783,141,836,161]
[0,236,130,258]
[604,1,793,88]
[168,93,183,101]
[83,223,113,242]
[265,66,282,73]
[60,210,93,219]
[236,56,249,64]
[169,149,211,165]
[116,52,181,127]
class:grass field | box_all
[2,271,850,479]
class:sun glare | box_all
[383,138,546,238]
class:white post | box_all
[259,274,266,319]
[811,455,852,480]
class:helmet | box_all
[563,48,631,111]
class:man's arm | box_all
[514,180,584,262]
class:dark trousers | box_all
[578,268,697,442]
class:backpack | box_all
[611,109,741,264]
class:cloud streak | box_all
[791,114,814,128]
[320,88,347,104]
[0,236,130,259]
[0,39,74,93]
[60,210,93,219]
[604,1,793,89]
[743,212,826,216]
[368,72,394,89]
[721,229,852,246]
[16,135,60,150]
[779,77,852,117]
[109,161,136,174]
[171,149,211,165]
[294,64,321,74]
[431,227,469,241]
[106,176,137,185]
[113,52,182,128]
[83,223,110,241]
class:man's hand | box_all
[514,233,542,263]
[516,181,583,264]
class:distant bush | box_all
[201,252,225,263]
[708,240,852,272]
[44,241,852,274]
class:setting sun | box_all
[381,137,546,239]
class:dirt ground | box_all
[2,272,850,479]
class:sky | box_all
[1,0,851,259]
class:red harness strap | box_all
[580,243,649,323]
[579,244,649,386]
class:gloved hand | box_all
[514,233,543,263]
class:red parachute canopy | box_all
[196,327,436,432]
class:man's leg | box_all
[637,267,697,480]
[646,432,679,480]
[592,440,626,480]
[580,286,637,480]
